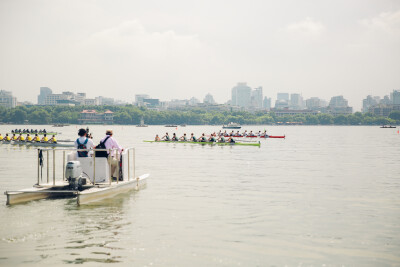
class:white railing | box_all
[36,148,135,186]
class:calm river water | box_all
[0,125,399,266]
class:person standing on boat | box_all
[74,128,94,157]
[99,129,123,179]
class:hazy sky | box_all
[1,0,399,110]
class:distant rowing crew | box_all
[0,133,57,143]
[156,133,238,143]
[217,130,284,138]
[11,128,49,134]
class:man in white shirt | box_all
[99,129,123,179]
[74,128,94,157]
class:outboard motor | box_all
[65,161,87,190]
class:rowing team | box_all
[11,129,48,134]
[220,130,268,137]
[0,133,57,143]
[155,133,236,143]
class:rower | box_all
[26,134,32,142]
[243,130,248,137]
[155,134,161,141]
[17,133,25,141]
[190,133,197,142]
[162,132,170,141]
[236,131,242,137]
[197,133,207,142]
[249,131,255,137]
[227,136,235,143]
[230,131,234,137]
[41,134,49,143]
[257,131,262,136]
[12,133,17,141]
[0,133,3,141]
[49,135,57,143]
[34,134,40,142]
[223,130,228,137]
[218,135,226,143]
[179,133,187,141]
[171,133,179,141]
[5,134,11,142]
[208,135,216,142]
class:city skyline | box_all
[1,1,399,112]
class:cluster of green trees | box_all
[1,105,399,125]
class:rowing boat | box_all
[0,140,73,147]
[4,147,149,205]
[143,140,261,147]
[8,132,58,135]
[224,135,285,139]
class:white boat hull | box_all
[77,175,148,205]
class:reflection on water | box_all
[0,125,400,266]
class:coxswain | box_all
[155,134,161,141]
[179,133,187,141]
[197,133,207,142]
[49,135,57,143]
[26,134,32,142]
[162,132,170,141]
[190,133,197,142]
[171,133,179,141]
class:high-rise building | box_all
[277,93,289,101]
[306,97,326,110]
[0,90,17,109]
[362,95,379,113]
[231,83,251,107]
[290,93,304,109]
[135,94,150,105]
[393,90,400,105]
[203,93,216,104]
[38,87,52,105]
[251,87,263,109]
[328,96,353,115]
[263,97,271,110]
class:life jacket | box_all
[76,138,89,157]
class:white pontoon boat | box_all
[4,147,149,205]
